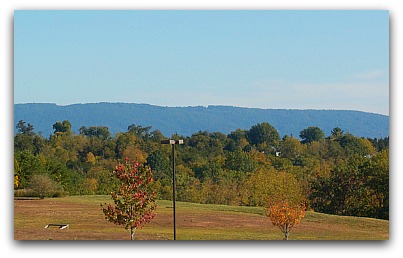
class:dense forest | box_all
[14,119,389,220]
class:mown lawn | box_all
[14,195,389,240]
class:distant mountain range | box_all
[14,103,389,139]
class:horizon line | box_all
[14,101,389,116]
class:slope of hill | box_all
[14,196,389,240]
[14,103,389,138]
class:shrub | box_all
[28,174,65,199]
[14,188,36,198]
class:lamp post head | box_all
[161,139,184,145]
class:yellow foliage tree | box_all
[86,152,96,165]
[244,166,307,240]
[280,136,306,159]
[14,175,19,189]
[241,167,304,206]
[14,157,21,189]
[83,178,98,194]
[123,146,147,164]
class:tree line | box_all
[14,119,389,220]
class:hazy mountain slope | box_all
[14,103,389,139]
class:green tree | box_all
[79,126,111,140]
[360,150,389,219]
[339,134,376,157]
[330,127,344,138]
[15,121,45,154]
[149,129,165,143]
[86,165,119,195]
[367,137,389,152]
[43,157,84,195]
[299,126,324,144]
[188,131,225,159]
[308,155,387,218]
[279,136,305,159]
[227,129,249,151]
[268,156,293,171]
[53,120,72,135]
[246,122,280,151]
[147,149,171,181]
[16,120,34,135]
[175,164,201,202]
[127,124,152,140]
[224,150,256,179]
[14,150,45,188]
[114,132,138,159]
[193,159,224,183]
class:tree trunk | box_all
[130,227,137,240]
[283,224,289,240]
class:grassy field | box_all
[14,195,389,240]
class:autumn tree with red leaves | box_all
[101,158,157,240]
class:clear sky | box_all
[14,10,389,115]
[3,1,403,257]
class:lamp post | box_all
[161,139,183,240]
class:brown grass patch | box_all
[14,196,389,240]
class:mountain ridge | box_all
[14,102,389,139]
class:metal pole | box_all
[161,139,182,241]
[172,143,176,240]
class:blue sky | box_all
[14,10,389,115]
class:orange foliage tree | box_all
[101,158,157,240]
[263,171,306,240]
[267,200,306,240]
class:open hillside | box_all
[14,196,389,240]
[14,103,389,138]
